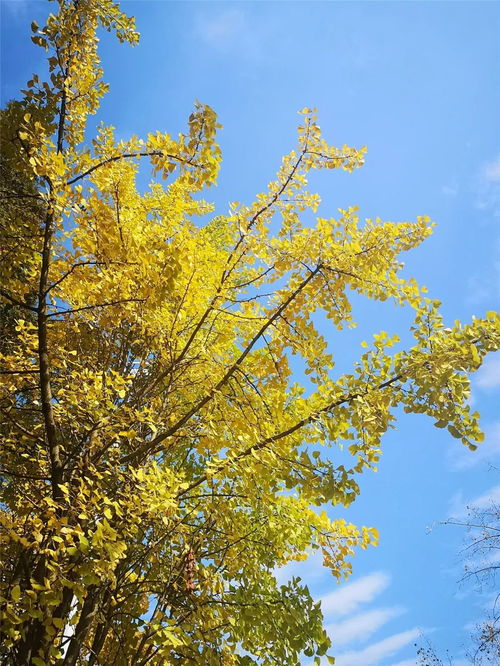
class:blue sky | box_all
[1,1,500,664]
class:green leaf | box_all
[32,658,46,666]
[11,585,21,602]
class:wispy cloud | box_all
[448,421,500,471]
[448,483,500,519]
[273,550,327,587]
[469,484,500,510]
[197,8,246,45]
[468,156,500,302]
[466,274,496,305]
[320,572,390,617]
[195,8,260,59]
[475,352,500,390]
[317,571,422,665]
[476,154,500,217]
[484,157,500,183]
[441,184,458,197]
[333,628,420,666]
[465,240,500,305]
[465,549,500,584]
[327,607,405,647]
[1,0,31,19]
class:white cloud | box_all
[448,490,467,518]
[391,660,418,666]
[1,0,30,19]
[466,274,495,305]
[470,157,500,302]
[320,572,390,617]
[475,352,500,390]
[464,548,500,584]
[194,7,261,60]
[441,184,458,197]
[327,607,405,647]
[476,156,500,217]
[484,157,500,183]
[197,8,246,44]
[469,484,500,510]
[273,550,327,587]
[313,573,421,666]
[465,234,500,303]
[448,421,500,471]
[449,484,500,519]
[334,628,420,666]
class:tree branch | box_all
[177,372,403,497]
[46,297,145,318]
[65,150,204,186]
[0,468,50,481]
[44,260,137,295]
[0,288,37,312]
[123,265,323,464]
[0,369,38,375]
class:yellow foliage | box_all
[1,1,499,664]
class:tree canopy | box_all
[1,1,499,664]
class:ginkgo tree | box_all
[0,1,499,665]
